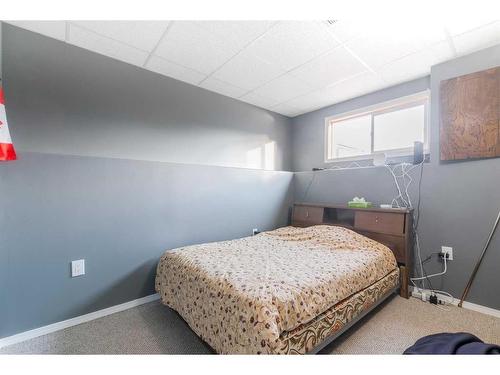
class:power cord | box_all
[386,160,453,309]
[301,171,317,202]
[410,252,454,310]
[411,251,449,281]
[306,159,451,308]
[302,161,364,202]
[385,161,430,291]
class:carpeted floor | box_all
[1,295,499,354]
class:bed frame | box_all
[307,285,399,354]
[290,203,413,353]
[164,204,413,354]
[292,202,413,299]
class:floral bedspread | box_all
[155,225,398,354]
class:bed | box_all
[155,224,400,354]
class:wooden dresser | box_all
[292,203,413,298]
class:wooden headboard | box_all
[292,203,413,298]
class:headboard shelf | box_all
[294,202,412,214]
[292,202,413,298]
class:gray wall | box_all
[0,24,293,338]
[292,44,500,309]
[0,153,292,338]
[1,24,292,171]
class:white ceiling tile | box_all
[191,21,275,50]
[284,72,387,115]
[290,46,367,88]
[281,90,336,114]
[322,20,363,43]
[346,21,448,69]
[212,49,285,91]
[445,18,499,36]
[251,74,315,104]
[154,21,241,74]
[6,21,66,41]
[246,21,339,71]
[452,21,500,56]
[146,55,206,85]
[269,102,303,117]
[378,41,454,85]
[323,72,387,103]
[71,21,170,52]
[68,24,149,66]
[199,77,247,98]
[239,92,280,109]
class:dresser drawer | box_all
[292,206,324,224]
[354,211,405,235]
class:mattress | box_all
[155,225,398,354]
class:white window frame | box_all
[324,91,430,163]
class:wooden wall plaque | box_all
[440,67,499,161]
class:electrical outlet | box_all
[71,259,85,277]
[252,228,260,235]
[441,246,453,260]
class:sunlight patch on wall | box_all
[246,141,276,170]
[264,141,276,171]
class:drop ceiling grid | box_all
[4,20,500,117]
[272,22,498,115]
[235,21,387,114]
[195,20,280,85]
[68,23,152,67]
[234,19,448,114]
[224,21,379,112]
[153,21,245,75]
[192,20,346,103]
[70,21,171,52]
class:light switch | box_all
[71,259,85,277]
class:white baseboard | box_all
[458,300,500,318]
[0,293,160,349]
[410,288,500,318]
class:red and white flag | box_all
[0,86,17,161]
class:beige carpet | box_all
[1,295,499,354]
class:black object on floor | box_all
[404,332,500,354]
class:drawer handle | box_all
[306,211,310,218]
[375,217,379,223]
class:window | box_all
[325,92,429,162]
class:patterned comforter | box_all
[155,225,398,354]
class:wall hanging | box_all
[440,66,499,162]
[0,84,17,161]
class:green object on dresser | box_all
[348,201,373,208]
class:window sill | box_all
[323,153,430,168]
